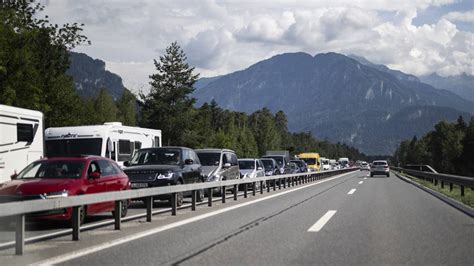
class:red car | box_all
[0,156,130,225]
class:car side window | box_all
[98,160,116,176]
[230,153,238,166]
[257,160,263,169]
[182,149,191,162]
[223,153,231,165]
[88,161,100,175]
[191,151,201,165]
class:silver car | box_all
[238,158,266,189]
[195,149,240,195]
[370,160,390,177]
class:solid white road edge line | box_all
[307,210,337,232]
[32,171,356,266]
[347,188,356,195]
[359,181,363,184]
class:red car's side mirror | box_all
[10,173,18,180]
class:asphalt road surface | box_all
[2,170,473,265]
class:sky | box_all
[41,0,473,93]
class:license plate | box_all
[131,183,148,188]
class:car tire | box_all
[386,173,390,177]
[112,199,129,218]
[197,189,204,202]
[68,205,85,228]
[370,173,373,177]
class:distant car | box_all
[238,159,265,189]
[261,155,288,174]
[287,162,300,174]
[290,159,308,173]
[260,158,279,176]
[195,148,240,196]
[124,147,203,206]
[0,156,130,226]
[359,161,370,171]
[370,160,390,177]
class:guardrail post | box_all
[461,185,465,196]
[283,178,286,188]
[15,214,25,255]
[260,181,264,194]
[171,193,177,216]
[233,185,238,201]
[440,181,444,189]
[273,179,276,191]
[114,200,122,230]
[252,182,256,196]
[434,179,438,186]
[449,183,453,192]
[72,206,81,241]
[191,190,197,211]
[146,196,153,222]
[267,181,271,193]
[208,188,213,207]
[222,186,226,203]
[278,179,282,190]
[244,183,248,198]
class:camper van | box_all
[298,152,321,172]
[338,157,350,168]
[45,122,162,167]
[320,157,331,171]
[0,105,44,183]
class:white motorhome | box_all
[45,122,161,167]
[0,104,44,183]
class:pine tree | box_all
[94,88,118,123]
[140,42,199,146]
[117,89,137,126]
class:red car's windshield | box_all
[18,161,85,179]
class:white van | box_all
[0,104,44,183]
[45,122,161,167]
[320,157,331,171]
[338,157,350,168]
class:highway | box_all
[1,170,473,265]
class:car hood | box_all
[239,169,255,176]
[0,178,79,196]
[201,166,218,177]
[124,165,182,174]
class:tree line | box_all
[393,116,474,176]
[0,1,367,160]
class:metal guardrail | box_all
[0,168,356,255]
[391,167,474,196]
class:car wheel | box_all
[386,173,390,177]
[68,205,85,228]
[197,189,204,202]
[112,200,128,218]
[370,173,373,177]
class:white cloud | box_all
[40,0,472,91]
[443,10,474,22]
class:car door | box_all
[221,152,231,180]
[190,150,202,183]
[98,159,121,211]
[256,160,265,177]
[85,160,108,214]
[230,153,239,180]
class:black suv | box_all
[124,147,203,206]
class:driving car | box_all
[260,158,279,176]
[290,159,308,173]
[360,161,370,171]
[370,160,390,177]
[261,155,288,174]
[238,159,265,189]
[0,156,130,226]
[195,148,240,196]
[124,147,203,206]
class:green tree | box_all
[140,42,199,145]
[117,90,137,126]
[93,88,118,123]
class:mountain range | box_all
[193,52,473,155]
[66,52,128,101]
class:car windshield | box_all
[130,148,181,166]
[239,160,255,170]
[290,161,303,167]
[45,138,102,157]
[301,158,316,165]
[17,160,85,179]
[261,159,274,169]
[196,152,221,166]
[264,156,284,166]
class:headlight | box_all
[42,190,68,199]
[157,171,174,179]
[207,174,220,182]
